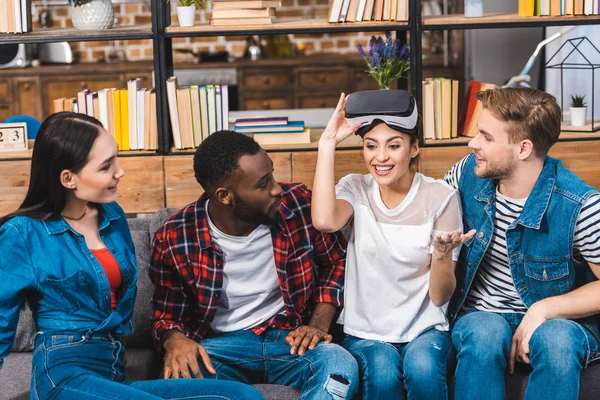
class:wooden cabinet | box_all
[0,79,13,122]
[419,146,472,179]
[15,78,43,121]
[0,160,30,215]
[292,150,367,190]
[243,95,293,110]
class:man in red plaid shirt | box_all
[150,131,358,399]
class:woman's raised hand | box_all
[320,93,362,145]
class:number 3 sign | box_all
[0,123,28,152]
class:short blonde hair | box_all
[477,88,561,157]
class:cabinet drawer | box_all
[0,80,10,100]
[243,96,292,110]
[240,69,292,90]
[297,95,341,109]
[0,103,13,122]
[296,67,348,89]
[16,79,43,121]
[44,76,123,116]
[352,69,381,91]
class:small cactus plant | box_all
[570,94,587,108]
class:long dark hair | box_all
[0,112,103,227]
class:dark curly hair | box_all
[194,130,262,192]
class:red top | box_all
[91,248,122,310]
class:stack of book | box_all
[52,78,159,151]
[166,76,230,150]
[0,0,32,33]
[328,0,408,23]
[234,117,311,145]
[210,0,281,26]
[519,0,599,16]
[422,78,497,140]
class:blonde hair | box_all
[477,87,561,157]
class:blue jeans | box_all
[197,329,359,400]
[342,329,455,400]
[31,332,263,400]
[452,311,600,400]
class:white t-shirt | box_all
[336,172,463,343]
[206,202,285,333]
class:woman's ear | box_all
[411,141,420,159]
[60,169,76,190]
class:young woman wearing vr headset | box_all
[312,90,475,400]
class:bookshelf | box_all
[0,25,152,45]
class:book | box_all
[166,76,182,149]
[128,78,142,150]
[215,85,223,131]
[212,0,281,9]
[211,16,272,25]
[328,0,345,22]
[119,89,130,151]
[235,120,305,133]
[221,84,229,131]
[20,0,32,32]
[252,127,312,145]
[176,86,194,149]
[199,86,210,139]
[211,8,275,19]
[148,90,158,150]
[235,117,289,127]
[137,88,146,150]
[206,85,217,134]
[190,85,203,146]
[98,89,110,130]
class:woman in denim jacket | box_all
[0,113,263,400]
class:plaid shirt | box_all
[149,183,347,350]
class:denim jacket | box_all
[0,202,137,369]
[449,153,600,342]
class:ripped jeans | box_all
[197,329,359,400]
[342,329,455,400]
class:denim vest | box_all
[449,153,600,342]
[0,202,137,369]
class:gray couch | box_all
[2,208,599,399]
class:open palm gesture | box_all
[320,93,362,145]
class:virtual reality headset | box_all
[345,90,419,137]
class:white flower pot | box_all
[570,107,587,127]
[71,0,115,30]
[177,6,196,27]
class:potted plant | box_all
[173,0,206,27]
[570,94,587,127]
[357,32,410,90]
[70,0,114,30]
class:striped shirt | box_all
[444,157,600,313]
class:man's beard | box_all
[475,153,517,181]
[232,199,280,226]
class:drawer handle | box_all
[263,101,271,110]
[263,77,271,85]
[23,83,31,90]
[80,80,87,87]
[318,74,327,83]
[320,100,327,107]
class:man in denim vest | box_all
[444,88,600,400]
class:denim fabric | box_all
[452,310,600,400]
[449,153,600,350]
[342,329,454,400]
[196,329,359,400]
[31,332,263,400]
[0,203,139,370]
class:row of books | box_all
[166,77,230,149]
[422,78,496,140]
[0,0,32,33]
[233,117,311,145]
[52,79,158,151]
[328,0,408,23]
[518,0,600,16]
[210,0,281,26]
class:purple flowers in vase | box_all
[357,32,410,90]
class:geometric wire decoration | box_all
[545,37,600,133]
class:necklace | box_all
[62,205,88,221]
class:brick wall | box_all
[31,2,386,63]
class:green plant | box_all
[166,0,207,9]
[570,94,587,108]
[357,32,410,90]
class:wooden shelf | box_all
[166,19,408,37]
[423,12,600,30]
[0,25,153,45]
[0,149,158,161]
[423,129,600,147]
